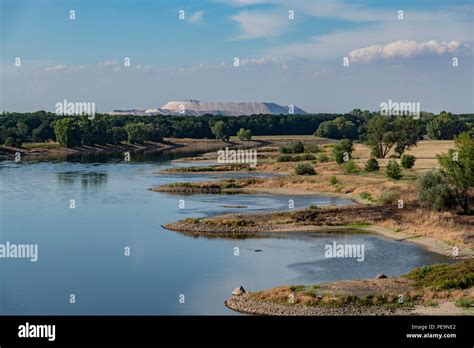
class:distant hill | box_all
[110,100,307,116]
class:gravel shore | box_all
[225,294,414,316]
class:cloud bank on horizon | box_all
[1,0,473,113]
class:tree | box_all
[333,138,353,164]
[385,159,402,180]
[4,137,22,147]
[237,128,252,141]
[145,124,163,142]
[32,122,54,142]
[366,116,396,158]
[15,122,29,141]
[210,121,229,141]
[393,117,421,157]
[437,132,473,214]
[53,118,81,147]
[106,127,128,144]
[427,112,467,140]
[124,123,148,144]
[78,118,96,146]
[314,117,358,139]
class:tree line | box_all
[0,110,472,148]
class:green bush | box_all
[406,260,474,290]
[455,298,473,308]
[418,171,453,211]
[304,144,320,153]
[277,154,316,162]
[378,189,400,205]
[364,158,380,172]
[341,160,359,174]
[401,154,416,169]
[295,153,316,161]
[279,145,290,154]
[359,192,372,200]
[221,180,241,189]
[236,128,252,141]
[5,137,22,147]
[277,154,292,162]
[291,141,305,154]
[317,153,329,162]
[333,139,353,164]
[329,176,338,185]
[279,141,305,154]
[294,163,316,175]
[385,159,402,180]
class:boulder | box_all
[232,286,246,296]
[376,274,388,279]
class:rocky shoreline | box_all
[225,294,414,316]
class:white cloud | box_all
[45,64,86,72]
[97,60,119,67]
[189,11,204,24]
[267,14,473,61]
[231,11,288,39]
[348,40,467,63]
[240,57,282,65]
[45,65,67,71]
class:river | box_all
[0,148,451,314]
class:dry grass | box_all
[351,140,455,171]
[251,260,474,308]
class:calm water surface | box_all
[0,150,451,314]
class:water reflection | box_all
[57,171,108,189]
[0,144,223,164]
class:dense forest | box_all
[0,110,472,148]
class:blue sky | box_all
[1,0,473,113]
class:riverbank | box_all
[225,260,474,316]
[163,203,474,256]
[156,137,472,250]
[0,137,226,159]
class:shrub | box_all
[418,171,453,211]
[4,137,19,147]
[455,298,473,308]
[221,180,241,189]
[378,189,400,205]
[329,176,338,185]
[295,153,316,161]
[401,154,416,169]
[317,153,329,162]
[333,139,353,164]
[291,141,305,154]
[236,128,252,141]
[304,144,320,153]
[365,158,380,172]
[359,192,371,200]
[294,163,316,175]
[277,154,292,162]
[279,145,290,154]
[341,160,359,174]
[406,260,474,290]
[280,141,304,154]
[385,159,402,180]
